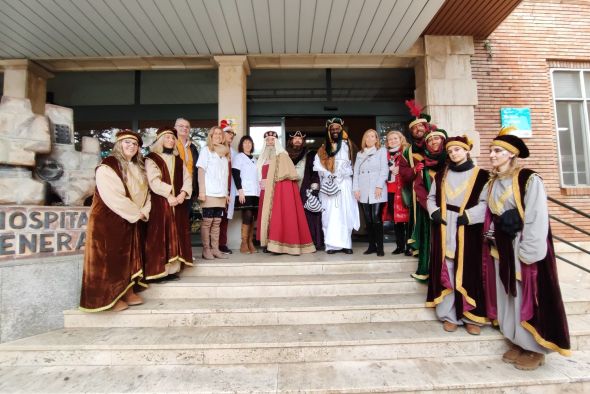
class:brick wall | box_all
[472,0,590,242]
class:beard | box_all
[287,141,306,163]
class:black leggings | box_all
[361,203,385,225]
[241,209,257,225]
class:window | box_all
[249,125,283,155]
[551,70,590,186]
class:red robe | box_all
[257,153,315,255]
[383,150,409,223]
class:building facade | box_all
[473,0,590,241]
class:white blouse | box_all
[196,147,229,197]
[232,152,260,196]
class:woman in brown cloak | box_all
[80,130,151,312]
[144,127,193,281]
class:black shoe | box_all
[377,250,384,257]
[405,250,413,256]
[326,249,338,254]
[342,248,353,255]
[392,247,404,255]
[363,246,377,255]
[165,273,181,281]
[263,247,269,253]
[219,245,232,254]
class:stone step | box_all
[63,291,590,328]
[144,273,424,299]
[185,256,416,276]
[64,293,432,328]
[2,315,588,366]
[1,352,589,393]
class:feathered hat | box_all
[405,99,431,129]
[491,126,529,158]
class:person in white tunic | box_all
[483,127,570,371]
[314,117,360,254]
[196,126,231,260]
[232,135,260,253]
[218,119,237,254]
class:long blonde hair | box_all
[361,129,381,151]
[206,126,230,158]
[150,134,179,156]
[385,130,409,151]
[490,155,521,182]
[110,139,146,183]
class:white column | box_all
[214,55,250,142]
[213,56,250,249]
[414,36,479,155]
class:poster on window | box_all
[500,107,532,138]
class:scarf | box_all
[424,144,447,172]
[212,143,230,158]
[318,131,352,173]
[176,139,194,175]
[449,159,474,172]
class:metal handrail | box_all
[552,235,590,255]
[547,195,589,274]
[548,196,590,219]
[555,255,590,274]
[549,215,590,237]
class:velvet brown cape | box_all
[482,168,571,355]
[79,156,145,312]
[144,152,193,280]
[426,167,489,323]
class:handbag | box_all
[320,175,340,196]
[304,189,322,212]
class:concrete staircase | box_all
[0,247,589,393]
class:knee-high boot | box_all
[211,217,229,259]
[240,223,250,254]
[247,223,258,253]
[200,218,214,260]
[375,221,385,257]
[362,204,376,255]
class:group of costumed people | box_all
[396,100,570,371]
[79,108,570,371]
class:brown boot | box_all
[211,218,229,259]
[502,344,523,364]
[240,223,250,254]
[515,351,545,371]
[123,289,144,306]
[111,299,129,312]
[465,323,481,336]
[200,218,215,260]
[247,223,258,253]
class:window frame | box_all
[550,68,590,187]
